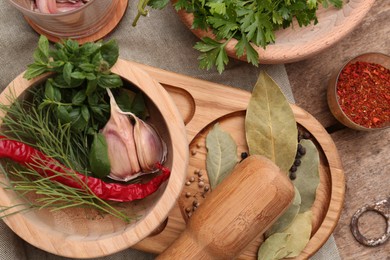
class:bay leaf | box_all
[257,233,291,260]
[284,210,313,258]
[245,71,298,174]
[265,186,301,237]
[206,123,239,189]
[293,139,320,213]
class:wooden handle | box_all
[157,155,295,259]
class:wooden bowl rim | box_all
[0,59,189,258]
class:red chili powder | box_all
[336,61,390,128]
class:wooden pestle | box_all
[157,155,295,259]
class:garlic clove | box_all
[103,88,168,181]
[102,89,141,181]
[133,118,167,173]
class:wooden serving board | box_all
[131,61,345,259]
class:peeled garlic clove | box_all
[102,89,141,182]
[133,117,167,173]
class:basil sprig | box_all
[24,35,122,133]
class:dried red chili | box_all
[0,136,170,202]
[336,61,390,128]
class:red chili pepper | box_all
[0,136,170,202]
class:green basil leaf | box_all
[53,75,83,88]
[79,42,100,57]
[63,62,73,85]
[37,35,50,60]
[72,90,87,105]
[89,133,111,178]
[81,105,90,122]
[100,39,119,67]
[90,105,104,117]
[48,60,65,70]
[23,63,47,80]
[85,73,97,81]
[86,79,98,96]
[71,71,86,80]
[69,107,87,132]
[78,63,96,72]
[97,74,122,88]
[33,47,49,65]
[115,88,136,112]
[130,91,149,119]
[64,38,79,52]
[44,80,61,101]
[56,105,71,123]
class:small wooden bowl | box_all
[327,53,390,131]
[8,0,125,41]
[0,59,189,258]
[174,0,375,64]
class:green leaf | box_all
[72,90,87,105]
[115,88,136,112]
[89,133,111,178]
[148,0,170,9]
[245,71,298,174]
[235,36,259,66]
[78,63,96,72]
[69,107,87,132]
[265,186,301,237]
[194,37,229,73]
[23,63,47,80]
[63,62,73,85]
[81,105,90,122]
[97,74,123,88]
[37,35,50,61]
[44,80,61,102]
[71,71,86,80]
[206,2,226,15]
[56,106,71,123]
[86,79,98,96]
[206,123,238,189]
[293,139,320,212]
[100,39,119,68]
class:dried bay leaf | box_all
[284,210,313,258]
[245,71,298,174]
[293,139,320,213]
[257,233,291,260]
[206,123,239,189]
[265,186,301,237]
[259,211,313,260]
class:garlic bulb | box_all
[102,89,167,182]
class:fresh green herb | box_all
[0,92,135,222]
[89,133,111,179]
[171,0,343,73]
[24,35,122,134]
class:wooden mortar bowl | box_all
[0,59,189,258]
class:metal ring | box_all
[350,199,390,247]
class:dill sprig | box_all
[0,86,136,223]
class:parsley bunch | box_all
[148,0,342,73]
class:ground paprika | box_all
[336,61,390,128]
